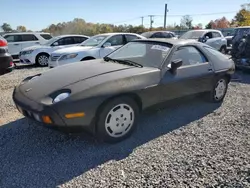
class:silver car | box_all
[180,29,227,54]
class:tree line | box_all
[1,3,250,36]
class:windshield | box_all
[81,35,109,47]
[44,36,62,46]
[107,41,172,68]
[180,31,206,39]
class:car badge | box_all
[25,88,32,92]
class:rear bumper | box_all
[0,53,13,75]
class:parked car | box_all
[13,39,235,143]
[3,32,52,60]
[180,29,227,53]
[141,31,178,39]
[231,26,250,58]
[0,36,14,75]
[48,33,145,68]
[19,35,89,66]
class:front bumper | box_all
[19,54,36,64]
[12,86,96,133]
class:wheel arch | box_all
[81,56,95,61]
[35,52,50,63]
[93,92,142,133]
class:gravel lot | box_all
[0,64,250,188]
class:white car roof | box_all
[3,32,51,35]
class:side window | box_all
[151,32,162,38]
[170,46,207,67]
[4,35,22,42]
[162,32,171,38]
[74,37,88,44]
[125,35,140,43]
[106,35,124,46]
[212,32,222,38]
[22,34,38,41]
[204,32,213,39]
[56,37,74,45]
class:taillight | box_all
[0,39,7,47]
[10,62,13,66]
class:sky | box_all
[1,0,250,31]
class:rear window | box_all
[40,34,52,40]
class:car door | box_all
[204,32,218,49]
[99,34,125,58]
[51,37,75,50]
[213,31,227,50]
[20,34,40,50]
[3,34,22,56]
[160,45,214,102]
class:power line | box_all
[156,11,238,17]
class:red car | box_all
[0,36,14,75]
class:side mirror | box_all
[53,42,59,46]
[102,42,111,48]
[169,59,183,74]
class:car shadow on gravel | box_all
[0,97,221,188]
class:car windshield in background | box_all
[81,35,109,47]
[44,36,62,46]
[40,34,52,40]
[180,31,206,39]
[107,41,172,68]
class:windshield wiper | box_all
[103,57,143,68]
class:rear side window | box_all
[171,46,207,67]
[125,35,140,43]
[212,32,222,38]
[203,46,229,61]
[40,34,52,40]
[57,37,74,45]
[4,35,22,42]
[22,34,38,41]
[74,37,88,44]
[151,32,163,38]
[162,32,172,38]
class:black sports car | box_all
[13,39,235,143]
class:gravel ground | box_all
[0,64,250,188]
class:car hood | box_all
[53,46,94,54]
[19,59,156,102]
[22,45,50,51]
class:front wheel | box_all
[96,96,139,143]
[36,54,49,67]
[209,77,228,103]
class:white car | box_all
[19,35,89,66]
[48,33,145,68]
[180,29,227,53]
[3,32,52,60]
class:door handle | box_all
[208,68,213,72]
[14,44,20,45]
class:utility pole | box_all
[141,17,144,27]
[149,15,154,30]
[164,4,168,29]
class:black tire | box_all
[96,96,139,143]
[219,46,227,54]
[36,53,49,67]
[208,77,229,103]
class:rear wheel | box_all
[96,96,139,143]
[36,53,49,67]
[209,77,228,103]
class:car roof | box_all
[187,29,221,32]
[96,32,140,36]
[132,38,200,46]
[3,32,51,35]
[55,34,89,38]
